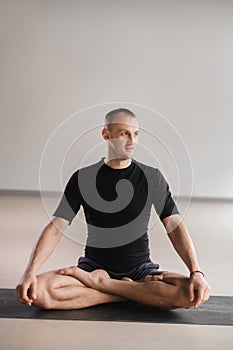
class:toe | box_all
[121,277,133,282]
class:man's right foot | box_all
[57,266,110,290]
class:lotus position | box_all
[16,108,210,310]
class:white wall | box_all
[1,0,233,198]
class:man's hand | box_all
[189,273,211,308]
[16,273,37,306]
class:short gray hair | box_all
[105,108,136,129]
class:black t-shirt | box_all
[53,157,180,272]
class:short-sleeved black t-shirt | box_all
[53,157,179,272]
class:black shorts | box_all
[77,256,164,281]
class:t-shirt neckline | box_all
[101,157,134,171]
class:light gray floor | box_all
[0,194,233,349]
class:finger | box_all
[195,287,205,308]
[16,285,21,302]
[204,287,210,302]
[20,284,32,305]
[30,280,37,301]
[203,292,209,303]
[189,282,195,302]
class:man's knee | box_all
[34,273,54,309]
[34,271,85,310]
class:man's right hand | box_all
[16,273,37,306]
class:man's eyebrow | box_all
[117,128,140,132]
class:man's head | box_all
[102,108,139,160]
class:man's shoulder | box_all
[133,159,160,175]
[69,158,104,178]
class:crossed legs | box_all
[33,270,126,310]
[33,267,196,310]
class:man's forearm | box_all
[24,221,63,275]
[167,220,201,273]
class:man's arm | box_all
[161,214,211,307]
[16,217,68,306]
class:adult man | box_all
[17,108,210,310]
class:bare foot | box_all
[137,275,164,282]
[57,266,110,291]
[121,277,133,282]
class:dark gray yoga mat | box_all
[0,289,232,326]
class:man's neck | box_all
[104,157,132,169]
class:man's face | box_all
[103,113,140,160]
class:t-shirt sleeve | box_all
[152,169,180,220]
[52,171,82,225]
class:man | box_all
[17,108,210,310]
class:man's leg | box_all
[33,270,126,310]
[134,272,194,308]
[58,267,197,310]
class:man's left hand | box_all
[189,273,211,308]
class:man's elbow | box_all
[161,214,182,234]
[45,217,69,236]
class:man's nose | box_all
[128,133,134,141]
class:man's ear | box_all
[102,127,110,140]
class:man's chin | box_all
[125,151,134,158]
[111,150,134,160]
[122,154,133,160]
[116,154,133,160]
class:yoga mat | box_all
[0,289,232,326]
